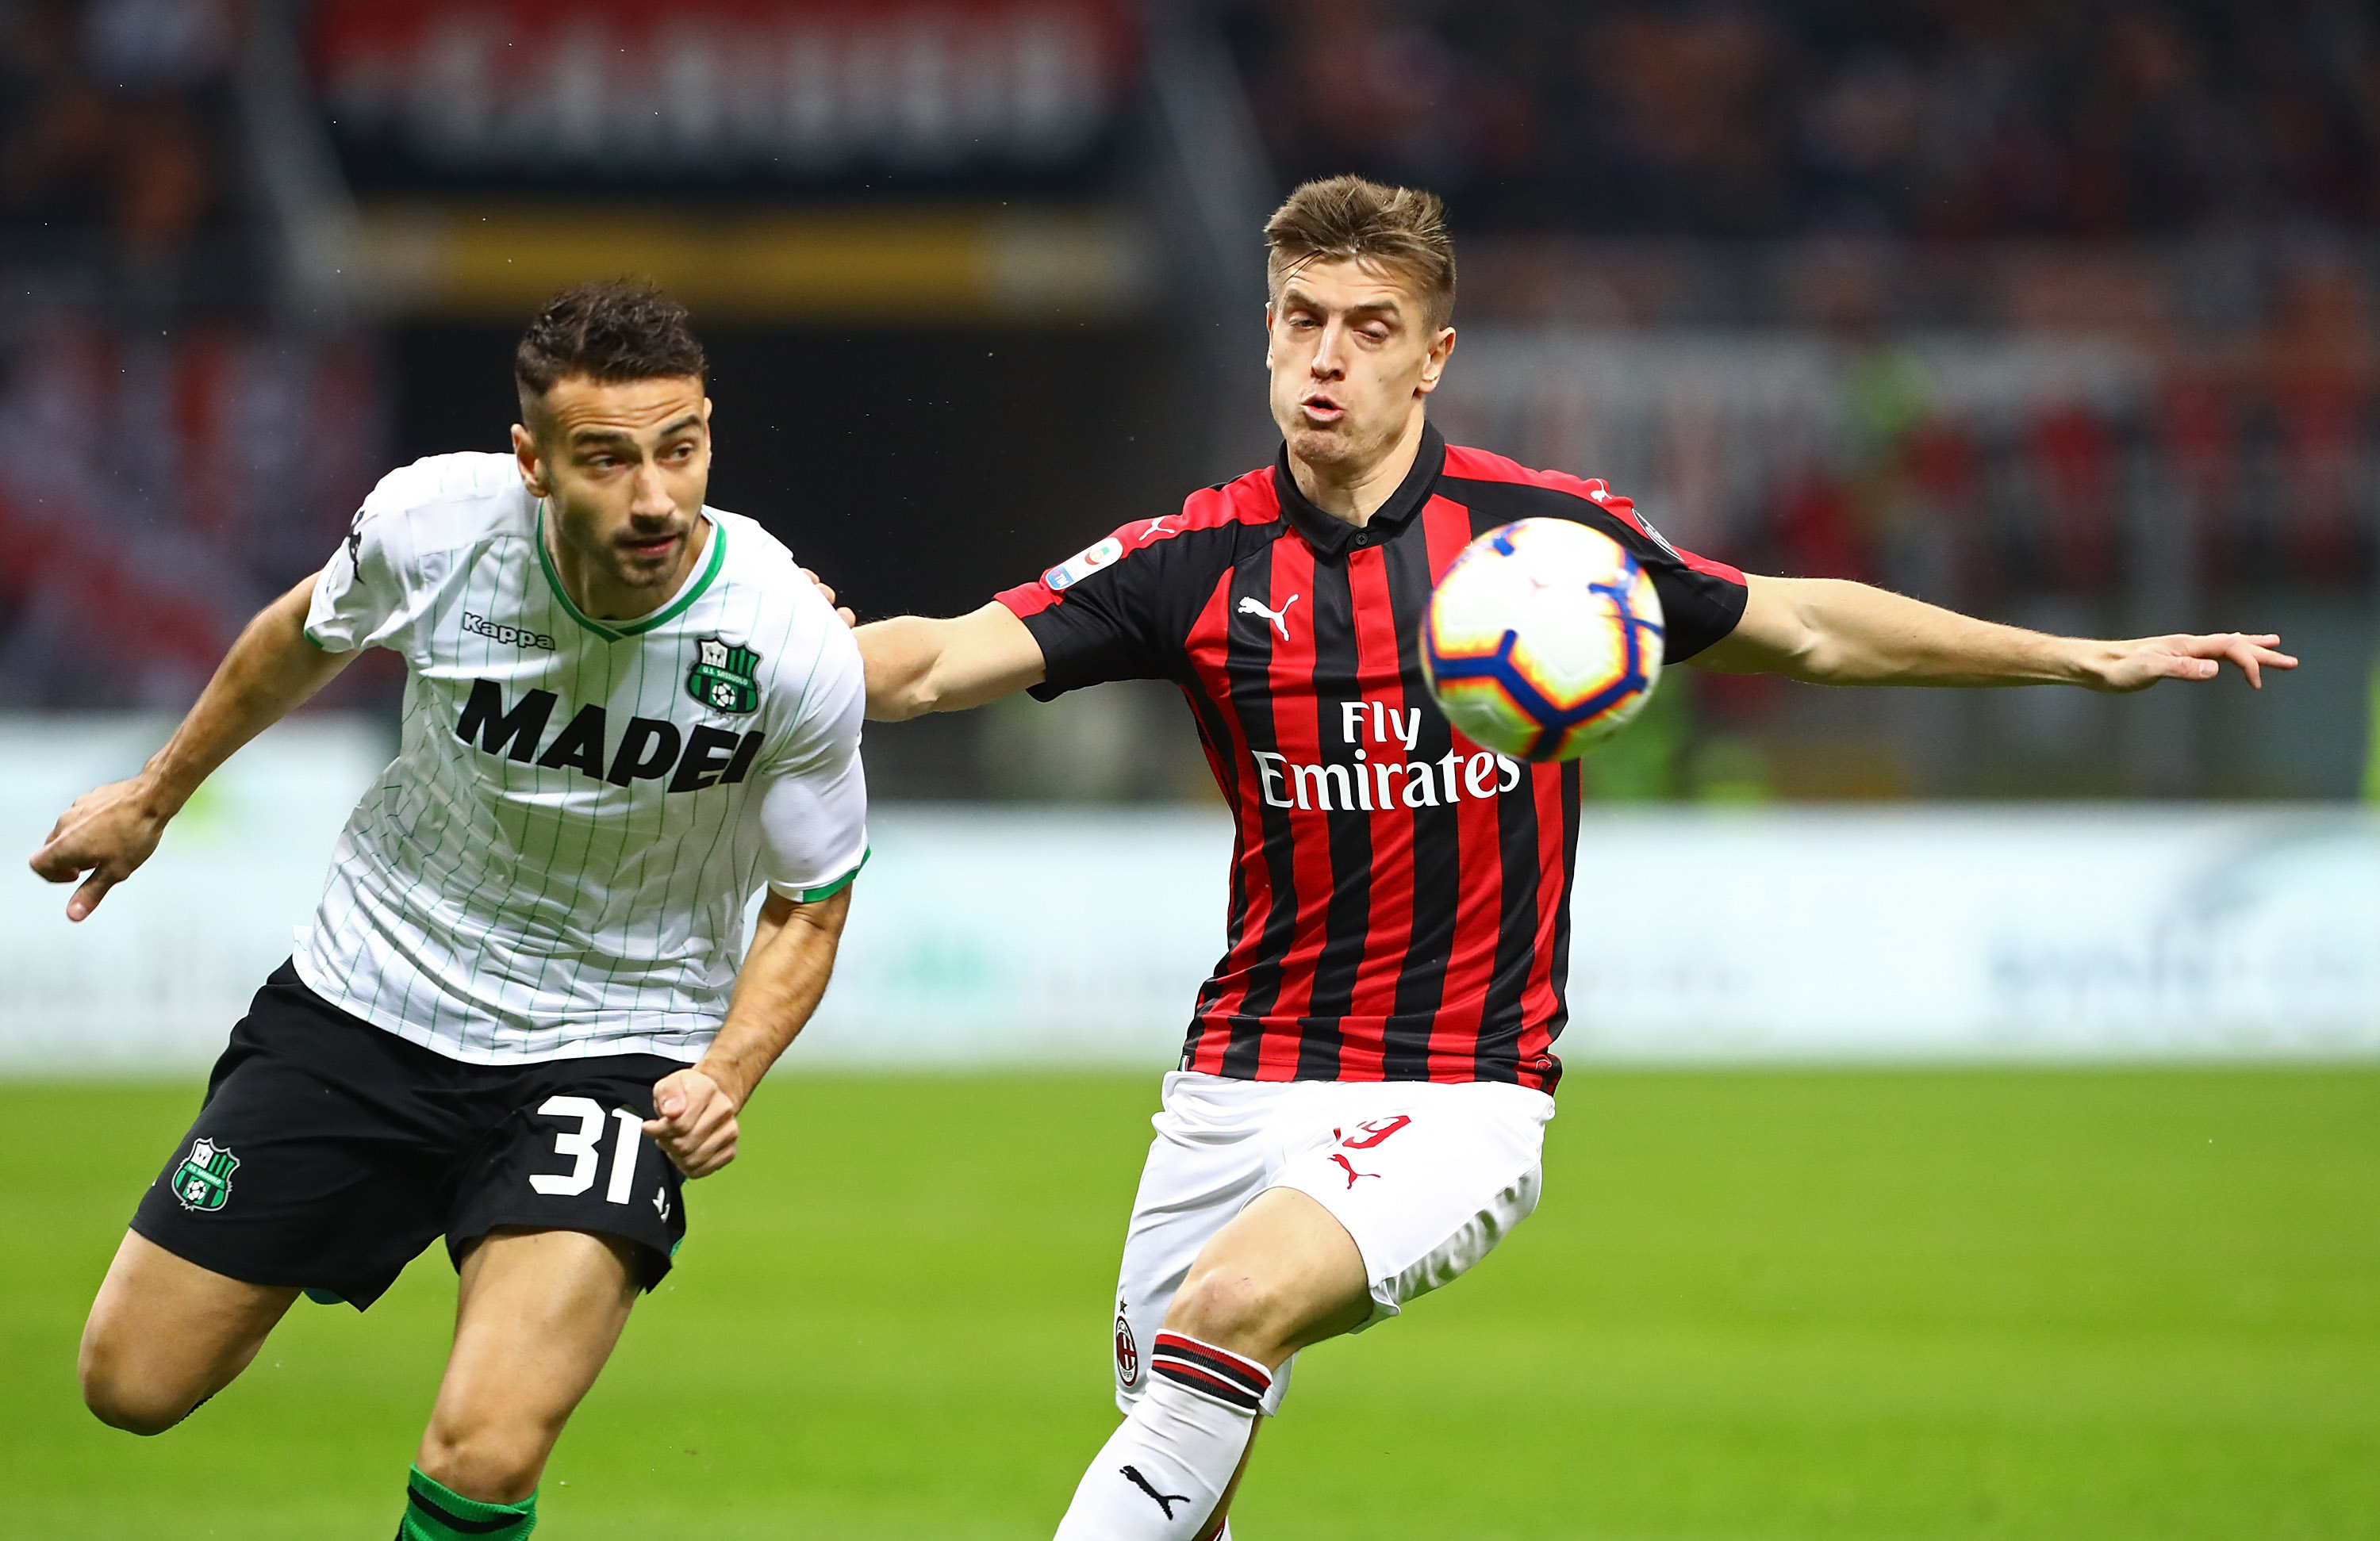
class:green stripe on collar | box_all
[536,500,725,642]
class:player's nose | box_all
[628,464,674,518]
[1309,324,1349,376]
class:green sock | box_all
[397,1466,537,1539]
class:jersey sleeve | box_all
[305,485,421,654]
[992,517,1207,699]
[754,620,869,903]
[1565,482,1748,662]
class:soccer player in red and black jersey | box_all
[859,177,2293,1539]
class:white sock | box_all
[1054,1333,1269,1539]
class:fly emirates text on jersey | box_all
[1250,699,1526,812]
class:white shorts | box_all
[1109,1071,1554,1416]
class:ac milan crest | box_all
[1114,1309,1140,1386]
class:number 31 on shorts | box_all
[532,1095,644,1204]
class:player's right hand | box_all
[29,777,172,922]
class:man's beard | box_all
[607,530,688,588]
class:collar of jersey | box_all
[535,501,725,642]
[1270,422,1446,558]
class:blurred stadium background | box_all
[1,1,2374,1535]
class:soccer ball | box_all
[1419,518,1664,762]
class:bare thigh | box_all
[79,1230,301,1435]
[414,1227,641,1504]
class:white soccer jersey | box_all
[294,451,868,1065]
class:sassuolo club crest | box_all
[687,636,761,715]
[171,1137,240,1213]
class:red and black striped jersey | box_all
[996,427,1748,1093]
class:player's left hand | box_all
[646,1068,739,1179]
[801,568,855,630]
[2086,633,2297,692]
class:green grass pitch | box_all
[2,1068,2374,1538]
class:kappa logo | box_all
[687,636,762,715]
[1237,592,1299,639]
[461,611,557,651]
[171,1137,240,1213]
[654,1186,672,1221]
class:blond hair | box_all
[1263,175,1457,328]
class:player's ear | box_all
[1261,302,1277,369]
[511,420,549,498]
[1416,326,1456,397]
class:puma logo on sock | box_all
[1120,1465,1189,1519]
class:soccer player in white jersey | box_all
[857,177,2296,1539]
[29,282,867,1541]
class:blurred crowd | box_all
[0,319,385,709]
[1438,247,2380,585]
[1225,0,2380,238]
[0,3,381,711]
[0,0,242,266]
[0,0,2367,792]
[310,0,1130,187]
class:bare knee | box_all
[1166,1191,1374,1364]
[418,1416,557,1505]
[1165,1264,1299,1365]
[77,1231,293,1436]
[79,1334,197,1436]
[82,1386,187,1436]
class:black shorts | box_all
[132,961,691,1309]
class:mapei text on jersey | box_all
[455,678,763,792]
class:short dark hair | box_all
[1265,176,1457,329]
[514,280,705,420]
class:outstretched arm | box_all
[28,573,359,920]
[1691,575,2296,691]
[858,600,1048,721]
